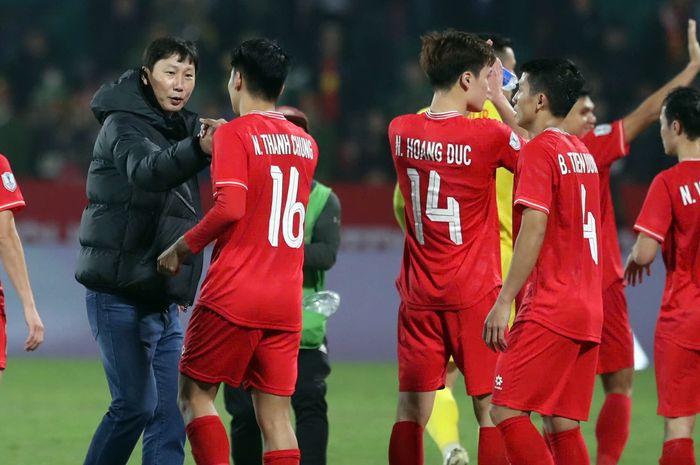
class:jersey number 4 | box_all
[269,165,305,248]
[407,168,463,245]
[580,184,598,264]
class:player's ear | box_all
[459,71,472,91]
[672,119,683,136]
[141,67,150,86]
[234,71,243,92]
[536,93,546,112]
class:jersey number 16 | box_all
[268,165,305,249]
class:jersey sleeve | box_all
[0,155,25,213]
[492,121,524,172]
[580,120,629,170]
[633,174,672,243]
[211,126,248,193]
[513,140,555,215]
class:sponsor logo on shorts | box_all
[494,374,503,390]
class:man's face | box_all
[512,73,537,130]
[228,68,242,114]
[564,96,597,136]
[659,108,677,155]
[144,54,195,114]
[465,64,492,113]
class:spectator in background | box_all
[75,37,217,465]
[223,105,341,465]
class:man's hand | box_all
[624,254,651,286]
[198,118,227,155]
[483,297,511,352]
[487,57,504,102]
[23,307,44,351]
[688,19,700,69]
[157,236,192,276]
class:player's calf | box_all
[396,391,436,425]
[252,389,299,452]
[177,374,219,425]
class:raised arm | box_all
[0,211,43,351]
[622,19,700,143]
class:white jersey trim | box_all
[425,110,463,120]
[248,110,287,120]
[633,224,665,243]
[0,200,25,211]
[514,198,550,214]
[215,180,249,190]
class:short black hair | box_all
[475,33,512,54]
[521,58,585,117]
[230,39,291,101]
[142,37,198,72]
[420,30,496,90]
[663,86,700,141]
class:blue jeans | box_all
[84,290,185,465]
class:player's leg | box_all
[391,304,447,465]
[660,416,696,465]
[426,361,466,464]
[595,282,634,465]
[83,291,160,465]
[656,336,700,465]
[179,374,230,465]
[224,385,263,465]
[246,328,302,465]
[178,305,261,465]
[542,416,590,465]
[453,289,507,465]
[291,348,331,465]
[0,304,6,384]
[142,305,186,465]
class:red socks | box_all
[478,426,509,465]
[389,421,424,465]
[596,393,631,465]
[549,427,590,465]
[186,415,230,465]
[497,416,554,465]
[264,449,301,465]
[660,438,696,465]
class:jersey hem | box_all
[516,316,601,343]
[196,299,302,332]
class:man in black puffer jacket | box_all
[77,37,220,465]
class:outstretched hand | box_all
[624,254,651,287]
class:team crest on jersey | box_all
[509,132,521,150]
[593,124,612,137]
[1,172,17,192]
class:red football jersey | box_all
[389,110,523,310]
[580,120,630,289]
[634,160,700,350]
[0,153,25,305]
[513,128,603,342]
[196,111,318,331]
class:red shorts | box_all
[491,321,599,421]
[397,288,499,396]
[0,305,6,370]
[597,281,634,374]
[655,335,700,417]
[180,305,300,396]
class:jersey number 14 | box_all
[268,165,305,249]
[407,168,463,245]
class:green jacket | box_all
[301,181,340,348]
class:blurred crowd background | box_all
[0,0,698,227]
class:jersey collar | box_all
[248,110,287,120]
[425,110,463,120]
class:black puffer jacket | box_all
[75,69,209,310]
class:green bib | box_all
[300,182,333,349]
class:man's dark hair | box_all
[142,37,199,72]
[419,30,496,90]
[230,39,291,101]
[663,86,700,140]
[521,58,585,117]
[475,33,512,55]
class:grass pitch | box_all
[0,359,694,464]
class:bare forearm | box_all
[0,230,36,311]
[630,234,658,266]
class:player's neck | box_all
[676,139,700,161]
[428,90,467,116]
[237,94,277,117]
[531,114,566,137]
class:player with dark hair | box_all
[158,38,317,465]
[388,29,524,465]
[561,19,700,465]
[483,58,602,465]
[625,86,700,465]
